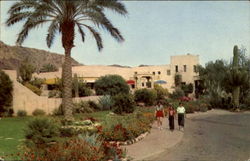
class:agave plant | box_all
[6,0,127,120]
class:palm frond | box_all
[46,20,59,48]
[76,23,85,43]
[80,24,103,51]
[7,0,38,14]
[6,12,32,26]
[93,0,127,15]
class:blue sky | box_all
[1,1,249,66]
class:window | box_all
[158,71,161,75]
[134,71,137,74]
[167,70,171,75]
[175,65,178,72]
[152,72,155,75]
[193,65,197,73]
[142,83,144,87]
[184,65,187,72]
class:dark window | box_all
[167,70,171,75]
[142,83,144,87]
[135,71,137,74]
[158,71,161,74]
[184,65,187,72]
[193,65,197,73]
[175,65,178,72]
[153,72,155,75]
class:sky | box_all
[0,1,250,67]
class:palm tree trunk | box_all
[232,86,240,108]
[62,48,73,121]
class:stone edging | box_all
[109,131,149,146]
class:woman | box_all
[168,105,175,131]
[177,102,186,131]
[155,102,165,130]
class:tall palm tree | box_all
[6,0,127,120]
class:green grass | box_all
[0,117,32,159]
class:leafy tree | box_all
[134,88,157,106]
[40,63,58,73]
[174,74,182,87]
[6,0,127,120]
[19,60,35,83]
[154,84,169,101]
[0,70,13,116]
[94,75,129,96]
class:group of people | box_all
[155,102,186,131]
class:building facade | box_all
[35,54,199,93]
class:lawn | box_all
[0,117,32,160]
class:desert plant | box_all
[25,117,59,148]
[87,100,100,110]
[112,93,135,114]
[98,95,114,110]
[32,109,46,116]
[0,70,13,117]
[94,75,130,96]
[134,88,157,106]
[17,110,27,117]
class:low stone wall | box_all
[4,70,100,115]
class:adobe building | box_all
[35,54,200,94]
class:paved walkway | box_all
[123,117,184,160]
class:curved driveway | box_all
[147,111,250,161]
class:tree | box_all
[94,75,129,96]
[174,74,182,87]
[181,83,193,96]
[0,70,13,116]
[6,0,127,120]
[19,60,35,83]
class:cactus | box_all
[232,45,240,108]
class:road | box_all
[146,111,250,161]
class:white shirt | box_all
[177,106,185,114]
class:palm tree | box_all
[6,0,127,120]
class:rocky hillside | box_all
[0,41,82,70]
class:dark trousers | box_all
[178,113,185,127]
[169,115,175,130]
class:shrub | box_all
[48,90,61,98]
[32,109,46,116]
[52,104,63,116]
[24,117,59,148]
[112,93,135,114]
[154,84,169,101]
[94,75,129,96]
[87,100,100,110]
[134,88,157,106]
[0,70,13,117]
[170,88,185,99]
[24,83,42,96]
[181,83,194,96]
[98,95,114,110]
[73,101,94,114]
[17,110,27,117]
[39,63,58,73]
[19,60,35,83]
[22,137,105,161]
[73,81,93,97]
[29,77,45,89]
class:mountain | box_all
[0,41,82,70]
